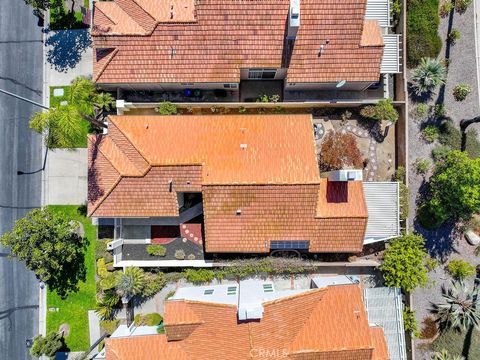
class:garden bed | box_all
[46,205,96,351]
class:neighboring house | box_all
[88,114,399,267]
[96,279,405,359]
[91,0,400,97]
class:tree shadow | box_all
[435,8,455,107]
[47,233,88,299]
[44,29,91,73]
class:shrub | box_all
[146,244,167,257]
[210,105,219,113]
[380,233,429,292]
[30,332,64,358]
[407,0,442,67]
[238,106,247,114]
[142,272,167,297]
[165,290,176,299]
[404,307,420,337]
[95,240,113,263]
[98,272,116,290]
[256,94,280,103]
[465,216,480,233]
[438,120,461,149]
[425,257,440,271]
[415,158,431,175]
[156,101,177,115]
[100,319,120,335]
[422,125,440,143]
[411,58,447,95]
[415,103,430,120]
[393,166,407,182]
[361,99,399,124]
[439,1,454,16]
[432,145,452,163]
[447,259,476,279]
[187,253,196,260]
[360,105,377,119]
[182,268,216,284]
[434,104,447,118]
[455,0,472,13]
[97,258,108,278]
[134,313,163,326]
[447,29,461,44]
[175,249,185,260]
[319,131,364,171]
[399,183,410,222]
[420,316,438,339]
[453,84,471,101]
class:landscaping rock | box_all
[465,230,480,245]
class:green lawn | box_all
[49,86,90,148]
[46,205,97,351]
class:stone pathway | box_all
[342,124,378,181]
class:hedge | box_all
[407,0,442,67]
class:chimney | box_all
[287,0,300,39]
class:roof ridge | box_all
[116,0,157,32]
[107,116,151,173]
[93,48,119,83]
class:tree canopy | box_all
[0,208,87,298]
[426,150,480,224]
[380,233,429,293]
[30,332,65,358]
[29,76,113,149]
[319,130,364,171]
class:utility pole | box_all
[0,88,48,109]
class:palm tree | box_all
[431,280,480,331]
[411,58,447,96]
[29,76,110,149]
[431,349,464,360]
[115,267,146,300]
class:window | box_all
[227,286,237,295]
[248,68,277,80]
[263,284,274,293]
[204,289,214,295]
[270,240,310,250]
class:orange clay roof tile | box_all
[88,114,368,252]
[361,20,385,47]
[92,0,384,84]
[104,284,389,360]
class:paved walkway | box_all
[44,148,87,205]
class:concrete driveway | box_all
[44,148,87,205]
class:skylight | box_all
[263,284,274,293]
[204,289,214,295]
[227,286,237,295]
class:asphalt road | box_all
[0,0,44,358]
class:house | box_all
[88,114,399,267]
[91,0,401,99]
[97,280,399,359]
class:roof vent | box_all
[322,170,363,182]
[236,209,242,216]
[240,143,248,149]
[287,0,300,39]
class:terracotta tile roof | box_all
[371,327,390,360]
[361,20,384,47]
[92,0,383,84]
[88,114,368,252]
[287,1,384,83]
[104,284,389,360]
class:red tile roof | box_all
[105,284,389,360]
[92,0,384,84]
[88,114,368,252]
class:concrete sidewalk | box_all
[44,148,87,205]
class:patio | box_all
[313,110,396,181]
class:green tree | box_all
[411,58,447,95]
[115,267,146,300]
[0,208,87,298]
[425,150,480,224]
[30,76,110,149]
[24,0,51,10]
[30,332,64,358]
[380,233,429,292]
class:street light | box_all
[0,87,50,175]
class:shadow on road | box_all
[45,29,91,73]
